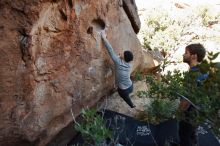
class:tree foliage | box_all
[74,108,112,146]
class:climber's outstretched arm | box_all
[101,31,120,64]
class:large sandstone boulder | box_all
[0,0,151,145]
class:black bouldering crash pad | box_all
[68,109,220,146]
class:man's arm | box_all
[101,31,120,64]
[179,99,190,111]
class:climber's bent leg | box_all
[117,84,135,108]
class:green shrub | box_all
[137,61,183,123]
[195,4,220,26]
[144,98,178,124]
[139,4,220,53]
[139,8,184,52]
[74,108,112,146]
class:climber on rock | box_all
[100,30,135,108]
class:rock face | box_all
[0,0,149,145]
[123,0,141,33]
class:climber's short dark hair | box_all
[186,43,206,62]
[124,50,133,62]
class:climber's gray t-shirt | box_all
[102,37,132,90]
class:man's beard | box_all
[183,57,190,64]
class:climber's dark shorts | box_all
[117,84,135,108]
